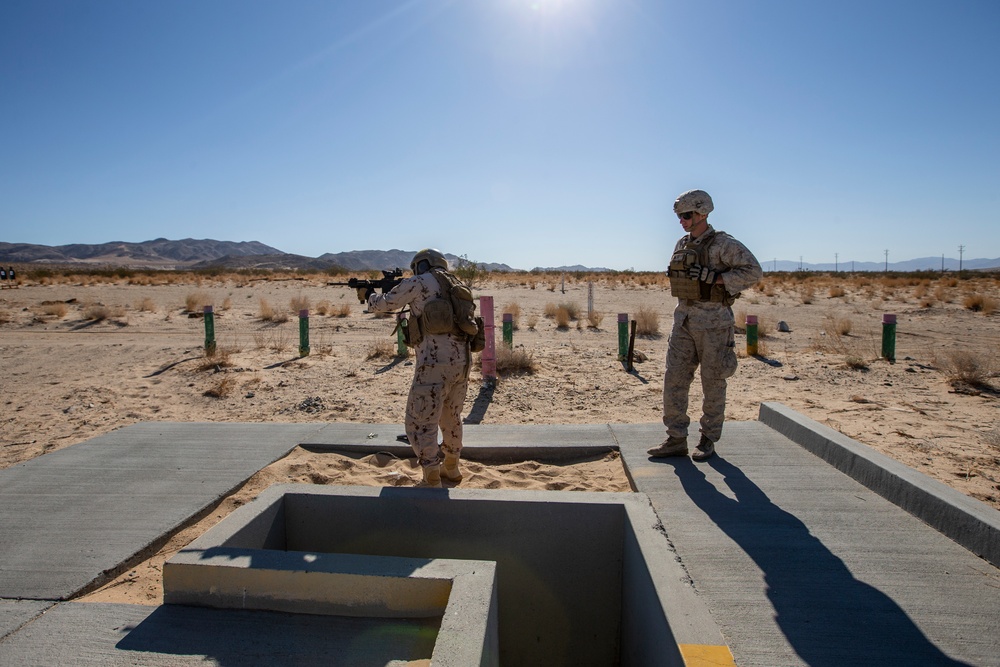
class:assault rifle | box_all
[328,268,405,303]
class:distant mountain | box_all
[318,249,515,273]
[530,264,613,273]
[762,256,1000,272]
[0,238,282,267]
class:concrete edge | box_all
[759,401,1000,567]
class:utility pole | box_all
[958,245,965,272]
[773,258,777,272]
[799,256,803,271]
[884,249,889,273]
[835,253,838,273]
[941,254,945,273]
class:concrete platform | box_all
[1,407,999,666]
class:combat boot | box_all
[442,454,463,483]
[647,436,688,458]
[418,464,442,488]
[692,436,716,462]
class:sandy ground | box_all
[1,272,998,605]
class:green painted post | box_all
[396,313,408,357]
[203,305,216,356]
[502,313,513,348]
[617,313,628,362]
[881,313,896,363]
[298,309,310,357]
[746,314,758,356]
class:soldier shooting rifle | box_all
[328,268,405,305]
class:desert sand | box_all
[1,270,998,604]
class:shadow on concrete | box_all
[464,381,495,425]
[116,604,437,666]
[668,456,972,667]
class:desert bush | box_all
[41,302,68,318]
[526,314,539,330]
[365,337,396,360]
[635,305,660,337]
[844,356,869,371]
[0,309,12,324]
[558,302,580,320]
[502,302,521,329]
[934,349,998,388]
[963,294,998,314]
[185,291,210,313]
[494,344,538,375]
[221,296,233,311]
[203,375,236,398]
[290,294,311,314]
[824,315,853,336]
[315,300,331,316]
[543,303,559,318]
[332,303,352,318]
[799,287,815,304]
[452,255,488,290]
[587,310,604,329]
[828,286,846,298]
[555,307,571,329]
[83,304,110,321]
[135,297,157,312]
[933,285,952,303]
[198,346,235,369]
[258,298,288,322]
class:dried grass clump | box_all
[197,346,236,369]
[824,314,853,336]
[828,286,846,298]
[333,303,352,318]
[83,304,110,321]
[135,297,157,312]
[203,375,236,398]
[495,344,538,375]
[258,298,289,322]
[502,302,522,329]
[315,300,331,316]
[543,303,559,318]
[526,314,539,330]
[555,307,571,330]
[41,302,69,318]
[587,311,604,329]
[365,337,396,360]
[185,292,210,314]
[934,350,998,389]
[799,287,815,304]
[0,309,12,324]
[290,295,311,314]
[963,294,998,314]
[635,305,660,337]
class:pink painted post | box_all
[480,296,496,381]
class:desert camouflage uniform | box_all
[664,224,762,442]
[368,273,470,467]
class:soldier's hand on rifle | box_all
[687,264,718,285]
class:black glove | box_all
[364,287,375,301]
[687,264,718,284]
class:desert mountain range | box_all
[0,238,997,273]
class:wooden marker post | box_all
[203,305,216,356]
[502,313,513,348]
[881,313,896,363]
[746,315,758,356]
[480,296,496,381]
[617,313,629,362]
[298,309,310,357]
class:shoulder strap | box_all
[429,268,452,297]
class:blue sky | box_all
[2,0,998,271]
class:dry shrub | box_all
[934,350,997,389]
[0,309,12,324]
[635,305,660,337]
[333,303,352,318]
[494,345,538,375]
[197,346,235,370]
[221,296,233,311]
[259,298,289,322]
[290,294,311,314]
[203,375,236,398]
[543,303,559,318]
[185,292,210,313]
[558,302,580,320]
[135,297,157,312]
[315,300,331,316]
[365,337,396,360]
[555,307,571,330]
[844,356,869,371]
[933,285,952,303]
[502,302,521,329]
[587,311,604,329]
[83,304,110,321]
[41,302,68,318]
[828,286,846,298]
[799,287,815,304]
[963,294,998,314]
[824,315,853,336]
[526,314,539,330]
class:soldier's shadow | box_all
[463,382,495,425]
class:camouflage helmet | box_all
[673,189,714,216]
[410,248,448,275]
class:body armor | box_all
[668,231,736,305]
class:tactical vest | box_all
[668,231,737,305]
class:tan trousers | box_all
[405,361,470,466]
[662,320,737,442]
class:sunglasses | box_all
[677,211,696,220]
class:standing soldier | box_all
[366,249,476,487]
[0,267,6,288]
[8,267,14,287]
[648,189,762,461]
